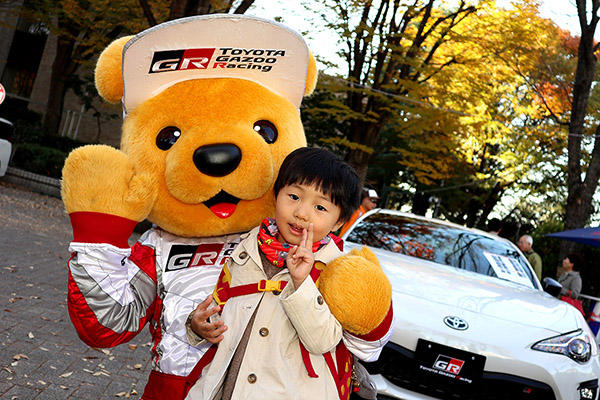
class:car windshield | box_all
[346,212,536,288]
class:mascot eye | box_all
[156,126,181,150]
[253,120,278,144]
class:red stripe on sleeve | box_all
[67,267,155,348]
[354,302,394,342]
[129,242,157,283]
[69,211,137,249]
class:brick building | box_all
[0,0,122,146]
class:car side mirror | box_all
[542,277,562,298]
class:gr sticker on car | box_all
[433,355,464,375]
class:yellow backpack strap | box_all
[213,263,232,306]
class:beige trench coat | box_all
[185,226,349,400]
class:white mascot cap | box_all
[121,14,310,114]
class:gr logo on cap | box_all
[121,14,310,115]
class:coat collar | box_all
[233,226,341,268]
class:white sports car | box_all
[342,209,600,400]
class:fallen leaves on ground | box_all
[114,388,139,398]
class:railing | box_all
[60,104,86,139]
[580,294,599,318]
[580,293,600,315]
[581,293,600,303]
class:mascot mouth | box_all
[203,191,241,219]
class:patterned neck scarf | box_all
[257,218,331,267]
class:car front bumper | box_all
[366,340,600,400]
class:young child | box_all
[185,147,361,400]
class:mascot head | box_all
[95,15,317,237]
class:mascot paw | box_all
[62,145,158,221]
[318,247,391,335]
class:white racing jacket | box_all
[66,212,392,397]
[68,225,240,375]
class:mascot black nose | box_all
[193,144,242,177]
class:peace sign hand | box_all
[286,223,315,289]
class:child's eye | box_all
[316,205,327,212]
[289,194,299,200]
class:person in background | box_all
[517,234,543,281]
[486,218,502,236]
[558,253,583,299]
[338,188,379,237]
[557,253,585,317]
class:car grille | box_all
[364,343,556,400]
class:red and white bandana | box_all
[257,218,331,267]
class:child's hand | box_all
[286,223,315,289]
[190,295,228,344]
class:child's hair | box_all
[273,147,361,223]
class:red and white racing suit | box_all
[66,212,393,400]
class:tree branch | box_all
[234,0,254,14]
[138,0,157,26]
[583,124,600,187]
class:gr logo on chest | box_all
[165,243,234,271]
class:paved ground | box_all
[0,180,152,399]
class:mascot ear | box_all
[95,36,133,104]
[304,51,318,96]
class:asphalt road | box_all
[0,180,152,399]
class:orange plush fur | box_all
[62,34,390,334]
[318,247,391,335]
[64,38,311,237]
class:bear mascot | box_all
[61,14,393,400]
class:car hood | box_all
[351,244,580,334]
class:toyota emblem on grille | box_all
[444,316,469,330]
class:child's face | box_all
[274,183,343,245]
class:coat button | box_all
[239,251,248,259]
[248,373,257,383]
[259,327,269,337]
[317,295,324,305]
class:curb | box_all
[0,167,151,234]
[1,167,61,198]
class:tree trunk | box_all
[347,147,371,184]
[464,198,482,227]
[475,184,504,229]
[138,0,158,26]
[169,0,200,19]
[561,0,600,258]
[411,185,430,216]
[233,0,254,14]
[42,37,74,136]
[169,0,254,18]
[345,115,387,183]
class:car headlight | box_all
[532,329,595,363]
